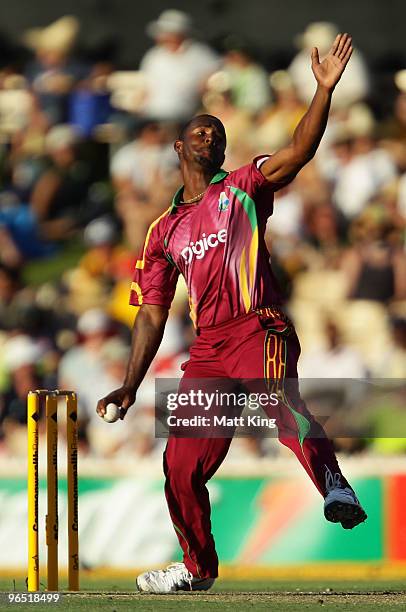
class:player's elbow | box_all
[139,303,170,330]
[290,143,316,168]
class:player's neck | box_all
[181,166,218,202]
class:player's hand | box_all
[96,386,136,420]
[311,33,353,91]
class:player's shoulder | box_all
[136,207,172,267]
[227,155,272,183]
[146,207,172,241]
[145,206,172,248]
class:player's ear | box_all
[174,140,183,155]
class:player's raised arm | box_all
[96,303,169,419]
[260,33,353,189]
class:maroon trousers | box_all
[163,310,349,579]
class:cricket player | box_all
[97,33,367,593]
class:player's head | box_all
[174,114,226,171]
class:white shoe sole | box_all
[136,574,215,593]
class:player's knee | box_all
[165,460,200,491]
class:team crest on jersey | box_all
[218,191,230,212]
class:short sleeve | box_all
[228,156,274,196]
[228,156,274,218]
[130,217,179,309]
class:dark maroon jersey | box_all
[130,157,283,327]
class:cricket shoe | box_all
[323,467,367,529]
[136,562,215,593]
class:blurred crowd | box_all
[0,11,405,462]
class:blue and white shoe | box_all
[136,562,215,593]
[324,467,367,529]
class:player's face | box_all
[178,120,226,170]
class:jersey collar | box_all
[170,170,229,213]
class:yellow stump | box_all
[27,392,39,592]
[66,393,79,591]
[28,389,80,591]
[45,394,58,591]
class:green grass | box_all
[22,239,86,286]
[0,578,405,611]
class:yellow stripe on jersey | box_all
[248,227,258,292]
[130,281,143,304]
[239,247,251,312]
[188,295,197,328]
[135,207,171,270]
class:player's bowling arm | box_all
[260,33,353,190]
[96,303,169,419]
[259,85,332,189]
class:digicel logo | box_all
[181,229,227,263]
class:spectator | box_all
[69,62,113,138]
[0,264,41,333]
[266,183,304,240]
[254,70,307,152]
[341,213,406,302]
[382,71,406,219]
[221,38,271,115]
[0,191,57,264]
[0,334,44,450]
[289,22,370,109]
[110,119,177,198]
[329,118,397,220]
[8,92,50,201]
[382,70,406,141]
[302,202,344,268]
[23,16,86,124]
[140,9,219,122]
[58,310,119,433]
[80,216,122,280]
[371,317,406,378]
[397,173,406,219]
[30,124,94,240]
[112,119,180,252]
[298,318,368,379]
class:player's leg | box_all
[266,330,349,496]
[137,435,231,593]
[266,331,366,528]
[137,342,232,592]
[217,311,366,528]
[164,434,231,579]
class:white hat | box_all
[146,10,192,38]
[206,71,232,93]
[296,22,339,55]
[270,70,295,92]
[3,335,42,371]
[23,15,79,53]
[395,69,406,93]
[77,309,110,335]
[101,338,130,363]
[83,217,117,247]
[45,125,79,152]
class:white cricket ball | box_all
[103,403,121,423]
